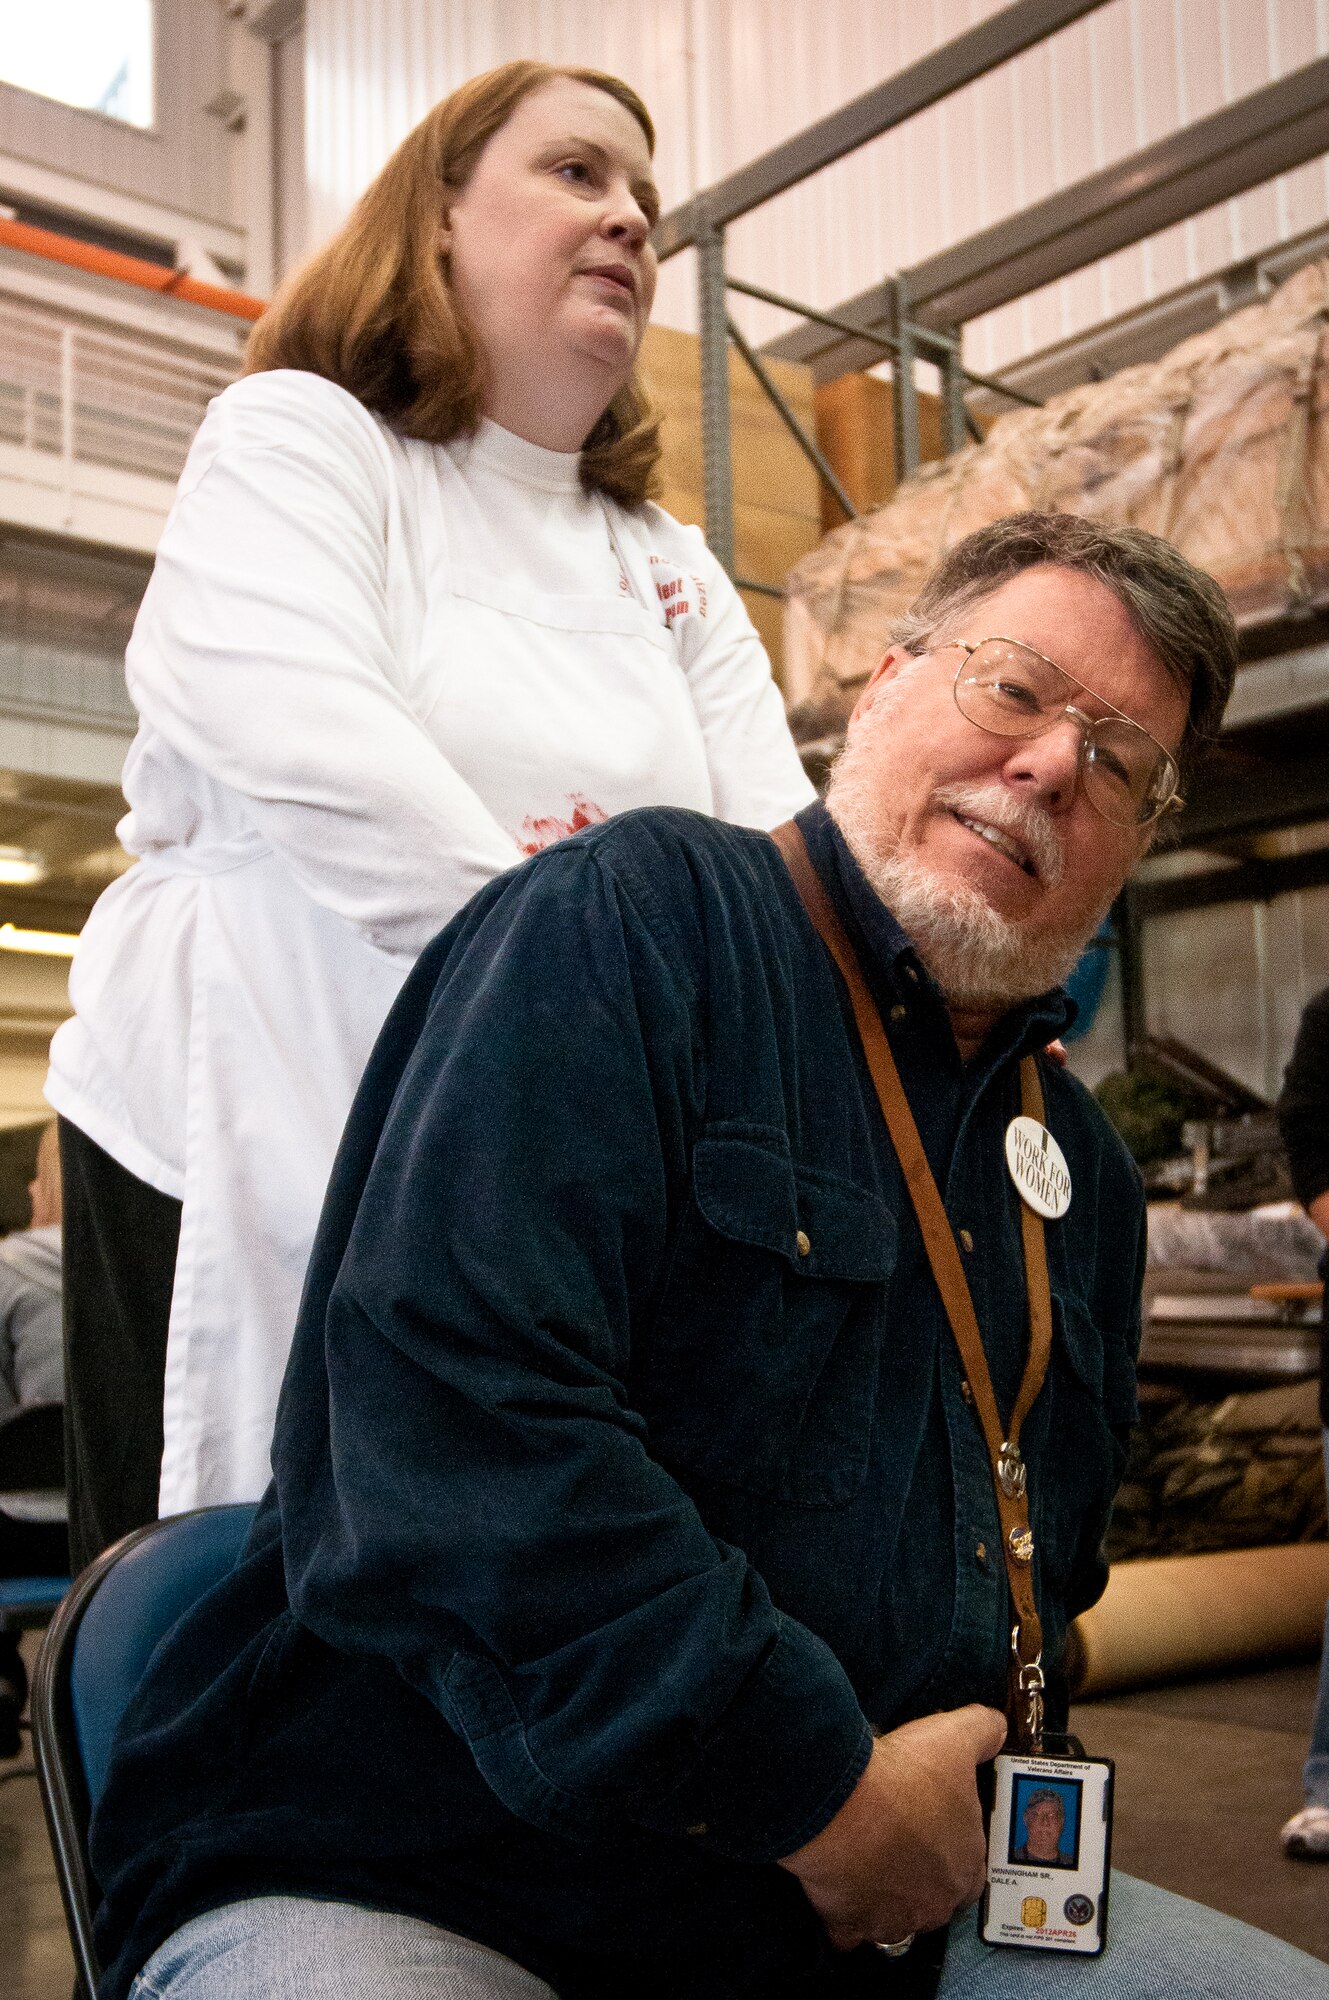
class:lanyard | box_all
[771,821,1054,1751]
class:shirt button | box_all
[975,1542,988,1564]
[795,1229,811,1258]
[960,1379,975,1405]
[889,1003,906,1022]
[687,1822,709,1836]
[905,965,919,983]
[959,1228,975,1252]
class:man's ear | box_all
[849,644,913,727]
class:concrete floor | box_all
[0,1634,72,2000]
[1,1639,1326,1998]
[1071,1659,1329,1964]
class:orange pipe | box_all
[0,215,266,322]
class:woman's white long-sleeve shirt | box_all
[46,367,814,1513]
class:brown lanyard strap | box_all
[771,821,1053,1749]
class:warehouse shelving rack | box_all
[653,0,1329,598]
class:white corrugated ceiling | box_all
[303,0,1329,377]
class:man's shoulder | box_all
[533,806,788,926]
[516,808,805,1005]
[414,808,797,1008]
[572,804,781,878]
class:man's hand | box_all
[778,1705,1007,1950]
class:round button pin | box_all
[1004,1115,1072,1219]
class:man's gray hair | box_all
[1025,1788,1065,1816]
[891,513,1238,772]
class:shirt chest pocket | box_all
[640,1133,897,1507]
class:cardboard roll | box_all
[1065,1543,1329,1697]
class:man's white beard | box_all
[825,698,1110,1010]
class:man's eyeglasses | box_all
[940,637,1182,829]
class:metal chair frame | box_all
[31,1505,256,2000]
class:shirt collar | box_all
[793,800,1074,1065]
[459,418,584,493]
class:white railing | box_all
[0,294,236,485]
[0,535,144,733]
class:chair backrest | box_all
[0,1398,64,1490]
[70,1504,257,1803]
[32,1503,258,2000]
[0,1400,69,1634]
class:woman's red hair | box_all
[245,61,660,506]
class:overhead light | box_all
[0,847,45,886]
[0,923,78,956]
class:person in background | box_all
[1275,988,1329,1860]
[0,1119,65,1757]
[0,1120,63,1419]
[45,60,813,1573]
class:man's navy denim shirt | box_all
[92,802,1146,2000]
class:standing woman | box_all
[47,61,813,1568]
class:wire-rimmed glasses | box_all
[944,637,1182,829]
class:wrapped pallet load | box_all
[783,259,1329,745]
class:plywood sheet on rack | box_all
[641,324,820,687]
[813,373,945,534]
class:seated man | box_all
[89,514,1325,1999]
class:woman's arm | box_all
[127,372,524,959]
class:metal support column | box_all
[724,313,858,523]
[939,327,969,455]
[696,221,735,575]
[1115,889,1146,1062]
[889,277,920,480]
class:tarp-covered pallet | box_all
[783,261,1329,744]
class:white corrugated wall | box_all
[303,0,1329,376]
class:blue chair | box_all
[31,1503,257,2000]
[0,1400,69,1759]
[0,1572,67,1635]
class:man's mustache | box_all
[930,783,1065,889]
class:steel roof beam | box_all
[652,0,1115,261]
[764,55,1329,380]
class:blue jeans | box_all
[1305,1433,1329,1809]
[130,1877,1329,1999]
[128,1899,556,1998]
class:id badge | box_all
[978,1747,1114,1956]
